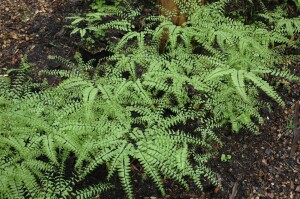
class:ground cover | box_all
[0,0,299,198]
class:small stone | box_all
[291,181,295,189]
[295,185,300,192]
[259,170,264,177]
[262,158,268,166]
[5,8,9,11]
[214,186,221,193]
[265,148,272,155]
[267,192,274,199]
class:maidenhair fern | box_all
[259,6,300,37]
[0,54,220,198]
[106,0,299,134]
[66,0,140,45]
[1,0,300,198]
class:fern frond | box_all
[117,149,133,199]
[205,68,234,81]
[135,150,165,196]
[74,183,113,199]
[246,72,285,106]
[43,134,59,165]
[231,69,249,102]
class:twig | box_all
[229,182,239,199]
[283,159,299,172]
[290,101,300,156]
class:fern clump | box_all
[66,0,142,46]
[0,54,221,198]
[1,0,300,198]
[108,6,299,131]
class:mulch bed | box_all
[1,0,299,198]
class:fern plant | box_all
[2,0,300,198]
[258,6,300,37]
[56,58,221,198]
[66,0,141,46]
[106,0,299,134]
[0,54,221,198]
[0,66,113,198]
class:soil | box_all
[0,0,299,198]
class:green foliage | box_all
[0,66,113,198]
[90,0,123,11]
[108,0,299,133]
[185,1,299,131]
[221,154,231,162]
[0,54,220,198]
[66,0,139,45]
[258,6,300,37]
[1,0,300,198]
[292,0,300,10]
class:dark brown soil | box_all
[0,0,299,198]
[0,0,98,76]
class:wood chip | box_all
[9,32,18,39]
[262,158,268,166]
